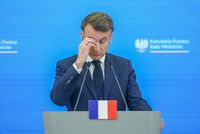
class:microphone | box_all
[74,62,91,111]
[110,61,129,111]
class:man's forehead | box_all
[83,24,112,40]
[83,31,111,41]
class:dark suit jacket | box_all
[50,53,152,111]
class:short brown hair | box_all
[81,12,114,32]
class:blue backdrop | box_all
[0,0,200,134]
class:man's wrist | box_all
[75,59,84,69]
[73,63,82,73]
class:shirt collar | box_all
[87,54,106,64]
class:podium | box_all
[43,111,161,134]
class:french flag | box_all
[88,100,117,120]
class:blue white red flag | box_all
[88,100,117,120]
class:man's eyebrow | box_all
[87,36,97,41]
[87,36,108,42]
[99,37,107,41]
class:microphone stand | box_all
[110,64,129,111]
[74,62,91,111]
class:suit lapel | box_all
[103,54,115,99]
[84,64,98,100]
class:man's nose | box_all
[94,42,100,51]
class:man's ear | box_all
[80,31,84,41]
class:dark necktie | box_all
[92,60,104,97]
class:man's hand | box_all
[161,119,165,131]
[75,37,96,69]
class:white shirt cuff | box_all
[73,63,82,74]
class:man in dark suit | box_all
[50,12,152,111]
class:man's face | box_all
[81,24,112,60]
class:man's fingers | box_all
[87,42,96,48]
[84,37,96,46]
